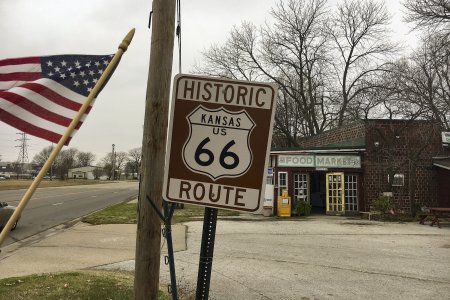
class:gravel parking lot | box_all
[159,215,450,300]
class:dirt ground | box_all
[159,215,450,300]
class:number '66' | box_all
[195,137,239,169]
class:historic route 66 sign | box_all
[163,74,277,212]
[183,106,255,180]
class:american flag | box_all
[0,54,114,144]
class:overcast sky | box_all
[0,0,416,164]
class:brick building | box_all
[269,119,450,215]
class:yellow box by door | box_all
[277,190,291,217]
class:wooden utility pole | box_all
[134,0,176,299]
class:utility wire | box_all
[176,0,182,74]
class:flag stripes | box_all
[1,91,79,127]
[18,82,85,111]
[0,56,40,67]
[0,54,111,144]
[0,72,42,82]
[0,109,74,144]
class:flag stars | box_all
[41,55,113,96]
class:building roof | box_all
[272,137,366,152]
[316,137,366,149]
[271,118,442,153]
[68,166,100,172]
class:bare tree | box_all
[114,151,127,180]
[404,0,450,33]
[93,167,103,180]
[328,0,397,126]
[195,0,333,146]
[263,0,334,139]
[345,75,392,120]
[389,34,450,129]
[195,0,397,145]
[54,148,78,179]
[101,153,114,179]
[128,147,142,177]
[75,151,95,167]
[32,146,53,167]
[124,161,135,179]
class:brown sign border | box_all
[163,74,276,212]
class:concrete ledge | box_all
[0,222,187,279]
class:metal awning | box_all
[433,157,450,171]
[271,148,365,155]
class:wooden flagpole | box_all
[0,28,135,249]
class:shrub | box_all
[294,200,312,216]
[373,195,392,214]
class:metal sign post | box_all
[162,74,277,299]
[195,207,218,300]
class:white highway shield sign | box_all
[162,74,277,212]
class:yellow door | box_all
[326,172,345,214]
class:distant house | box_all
[0,161,34,179]
[68,166,101,180]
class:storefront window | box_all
[294,173,309,203]
[344,174,358,212]
[278,172,288,196]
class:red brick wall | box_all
[362,120,442,212]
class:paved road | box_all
[1,181,138,246]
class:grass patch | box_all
[0,179,112,191]
[82,202,137,225]
[82,202,239,225]
[0,270,168,300]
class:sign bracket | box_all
[146,196,178,300]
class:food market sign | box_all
[163,74,277,212]
[278,154,361,168]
